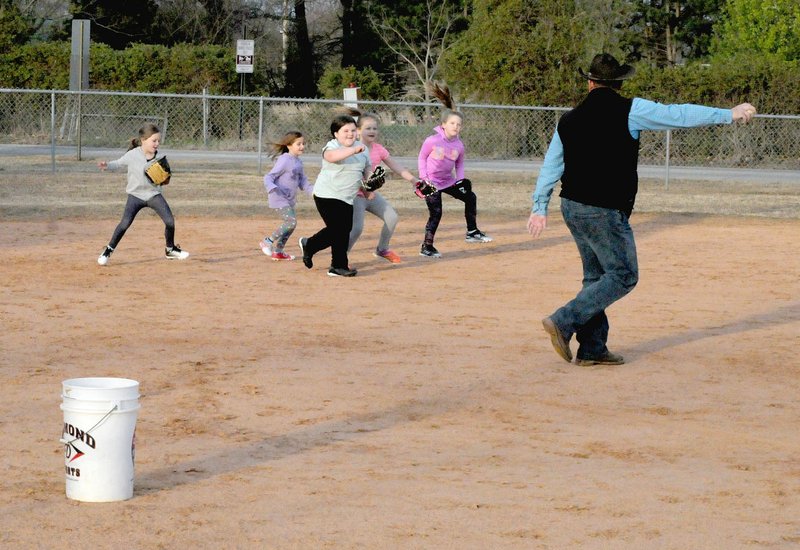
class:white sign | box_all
[236,39,254,74]
[343,86,360,108]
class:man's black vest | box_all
[557,87,640,215]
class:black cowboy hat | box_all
[578,53,636,82]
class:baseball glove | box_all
[145,156,171,186]
[361,166,386,192]
[414,179,437,198]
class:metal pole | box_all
[75,20,85,161]
[202,87,208,148]
[665,129,671,189]
[76,92,82,161]
[238,26,246,141]
[51,92,56,173]
[257,96,264,174]
[239,75,245,140]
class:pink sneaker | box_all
[259,239,273,256]
[272,251,294,261]
[375,249,402,264]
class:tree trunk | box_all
[282,0,290,73]
[665,1,680,64]
[340,0,355,67]
[287,0,315,97]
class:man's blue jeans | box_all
[551,198,639,359]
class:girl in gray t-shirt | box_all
[96,123,189,266]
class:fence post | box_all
[51,91,56,173]
[202,88,209,148]
[665,129,671,189]
[257,96,264,175]
[76,91,82,161]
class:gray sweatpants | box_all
[348,192,399,252]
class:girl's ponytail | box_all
[128,123,161,151]
[429,82,464,123]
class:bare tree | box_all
[366,0,465,101]
[150,0,263,46]
[11,0,69,39]
[151,0,208,44]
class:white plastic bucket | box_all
[60,377,140,502]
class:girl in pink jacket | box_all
[417,84,492,258]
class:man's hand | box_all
[732,103,757,123]
[528,213,547,238]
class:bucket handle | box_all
[60,402,119,445]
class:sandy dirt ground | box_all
[1,203,799,548]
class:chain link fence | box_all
[1,88,798,174]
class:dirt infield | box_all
[1,175,800,547]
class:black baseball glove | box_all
[414,179,437,198]
[361,166,386,192]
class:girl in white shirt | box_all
[298,114,370,277]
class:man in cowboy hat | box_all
[527,53,757,366]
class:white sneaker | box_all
[465,229,493,243]
[97,246,113,266]
[259,239,273,256]
[165,244,190,260]
[419,243,441,257]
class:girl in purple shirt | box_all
[417,84,492,258]
[260,131,313,260]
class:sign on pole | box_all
[70,19,91,161]
[236,39,255,74]
[343,86,360,108]
[70,19,90,91]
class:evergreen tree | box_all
[711,0,800,61]
[441,0,591,106]
[620,0,725,65]
[0,0,34,48]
